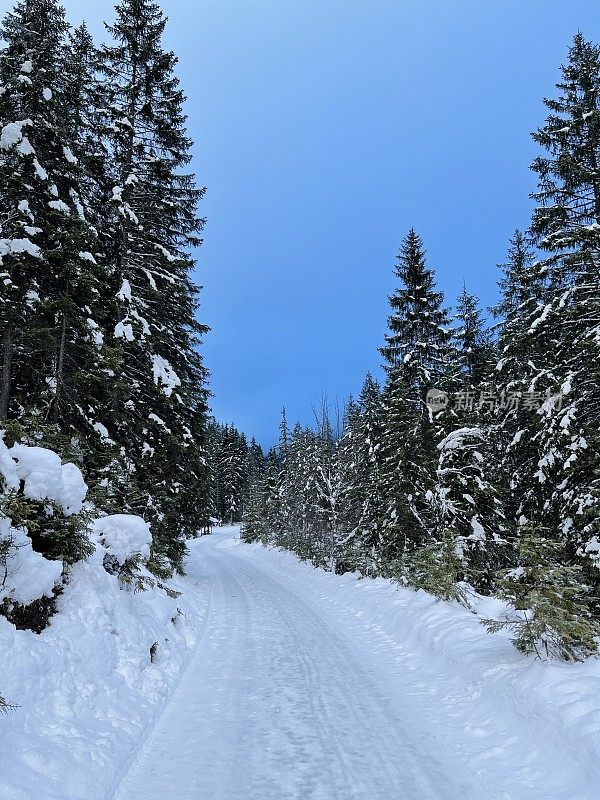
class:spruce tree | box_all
[378,231,452,576]
[96,0,209,567]
[454,285,493,390]
[0,0,110,444]
[337,377,386,574]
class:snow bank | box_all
[0,438,208,800]
[0,551,207,800]
[241,536,600,800]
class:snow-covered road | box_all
[112,528,484,800]
[111,527,600,800]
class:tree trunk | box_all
[49,313,68,424]
[0,323,14,421]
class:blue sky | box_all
[5,0,599,446]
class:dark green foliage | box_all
[0,0,210,575]
[0,490,93,568]
[0,590,60,634]
[484,525,598,661]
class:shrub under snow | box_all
[91,514,152,566]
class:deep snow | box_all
[3,525,600,800]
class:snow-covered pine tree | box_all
[216,425,249,524]
[337,375,386,574]
[308,409,343,570]
[378,230,452,578]
[241,478,267,544]
[380,228,452,402]
[419,425,507,601]
[454,285,493,390]
[262,446,284,540]
[491,231,547,526]
[96,0,209,567]
[526,33,600,573]
[485,522,598,661]
[0,0,125,494]
[487,36,600,658]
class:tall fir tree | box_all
[0,0,115,463]
[378,231,452,576]
[96,0,209,567]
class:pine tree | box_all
[492,230,548,530]
[216,426,249,524]
[526,33,600,560]
[486,35,600,658]
[0,0,111,447]
[422,426,507,599]
[378,231,452,577]
[337,376,386,574]
[380,229,452,402]
[96,0,209,567]
[485,523,598,661]
[454,285,493,390]
[378,369,432,578]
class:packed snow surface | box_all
[3,526,600,800]
[114,529,600,800]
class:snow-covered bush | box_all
[0,433,92,583]
[91,514,153,588]
[0,432,157,630]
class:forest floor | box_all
[110,527,600,800]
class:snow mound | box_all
[9,443,87,514]
[0,434,19,490]
[0,548,207,800]
[0,435,208,800]
[0,518,61,605]
[92,514,152,565]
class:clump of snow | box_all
[32,158,47,180]
[42,87,52,101]
[151,353,181,397]
[0,120,26,150]
[148,412,170,432]
[9,443,87,515]
[0,237,40,260]
[117,278,132,301]
[48,199,70,214]
[91,514,152,565]
[114,320,134,341]
[86,318,104,346]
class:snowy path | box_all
[112,527,600,800]
[112,528,483,800]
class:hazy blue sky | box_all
[4,0,599,445]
